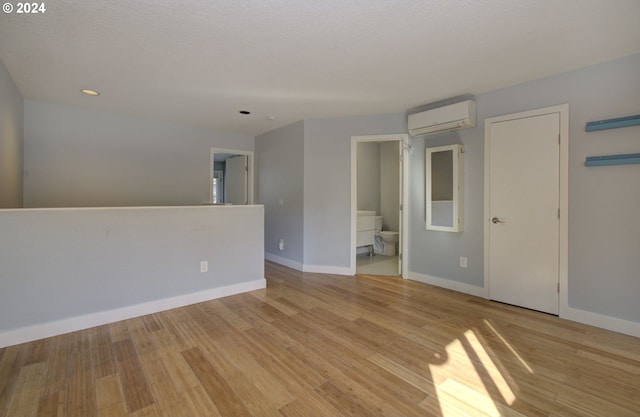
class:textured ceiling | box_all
[1,0,639,135]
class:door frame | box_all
[484,104,569,315]
[210,147,255,205]
[350,134,410,277]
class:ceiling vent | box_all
[408,100,476,136]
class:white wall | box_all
[379,141,399,232]
[0,58,23,208]
[357,141,400,232]
[256,121,305,267]
[0,205,265,347]
[23,100,255,207]
[356,142,380,213]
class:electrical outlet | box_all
[200,261,208,273]
[278,239,284,251]
[459,257,467,268]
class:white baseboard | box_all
[407,271,488,298]
[265,253,353,276]
[407,271,640,338]
[561,305,640,338]
[265,252,303,271]
[303,264,354,276]
[0,279,266,348]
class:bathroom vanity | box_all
[356,210,376,254]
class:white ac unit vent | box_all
[408,100,476,136]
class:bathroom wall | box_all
[356,142,380,214]
[0,57,23,208]
[379,141,400,232]
[214,161,225,172]
[356,141,400,231]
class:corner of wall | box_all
[0,57,24,208]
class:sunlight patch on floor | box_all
[464,329,516,404]
[431,378,526,417]
[426,329,520,417]
[484,319,534,374]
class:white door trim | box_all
[210,147,255,205]
[484,104,569,315]
[350,134,410,277]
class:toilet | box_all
[374,216,399,256]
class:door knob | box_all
[491,217,505,224]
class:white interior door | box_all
[487,112,560,314]
[224,155,248,205]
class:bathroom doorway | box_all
[350,134,410,277]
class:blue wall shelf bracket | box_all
[584,153,640,167]
[585,114,640,132]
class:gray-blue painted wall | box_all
[23,100,254,207]
[303,113,407,267]
[260,53,640,324]
[256,120,305,264]
[7,53,640,325]
[0,58,23,208]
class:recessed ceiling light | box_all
[81,89,100,96]
[238,110,251,115]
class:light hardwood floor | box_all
[1,261,639,416]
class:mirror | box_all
[210,148,254,205]
[426,144,464,232]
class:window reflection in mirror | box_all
[426,144,463,232]
[212,170,224,203]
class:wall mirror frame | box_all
[426,144,464,232]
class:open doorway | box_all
[350,134,410,277]
[210,148,255,205]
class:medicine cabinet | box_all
[426,144,464,232]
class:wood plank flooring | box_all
[1,261,640,416]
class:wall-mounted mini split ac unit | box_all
[408,100,476,136]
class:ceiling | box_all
[1,0,639,136]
